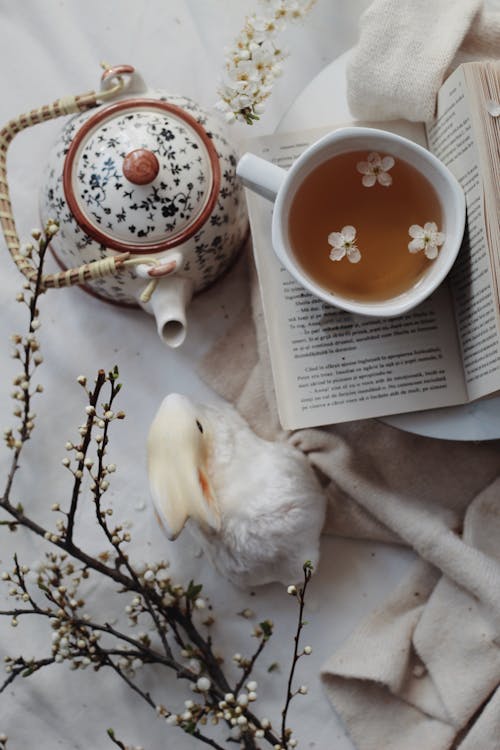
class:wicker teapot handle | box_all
[0,65,135,291]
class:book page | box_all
[244,126,467,429]
[426,65,500,401]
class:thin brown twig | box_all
[280,563,313,747]
[2,236,48,502]
[0,656,55,695]
[88,378,173,661]
[234,636,268,696]
[65,369,107,544]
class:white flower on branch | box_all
[216,0,316,124]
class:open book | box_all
[243,61,500,430]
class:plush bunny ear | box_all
[149,459,220,540]
[148,455,219,540]
[147,399,220,540]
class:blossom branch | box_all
[0,226,313,750]
[2,226,52,501]
[234,620,273,695]
[216,0,317,124]
[65,368,107,544]
[280,562,313,748]
[0,655,56,695]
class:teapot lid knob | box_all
[123,148,160,185]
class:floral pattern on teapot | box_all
[74,109,212,244]
[40,93,247,307]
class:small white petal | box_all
[341,225,356,242]
[424,243,439,259]
[367,152,381,165]
[377,171,392,187]
[423,221,438,233]
[380,155,395,171]
[356,161,373,175]
[327,232,344,249]
[408,238,425,252]
[409,224,424,238]
[486,99,500,117]
[329,246,346,261]
[433,231,445,246]
[347,246,361,263]
[362,174,377,187]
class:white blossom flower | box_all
[408,222,445,259]
[215,1,316,124]
[356,152,395,187]
[328,225,361,264]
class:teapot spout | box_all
[139,276,194,348]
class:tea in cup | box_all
[237,127,465,317]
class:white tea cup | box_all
[236,127,465,317]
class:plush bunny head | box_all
[147,394,326,588]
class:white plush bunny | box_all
[147,394,326,588]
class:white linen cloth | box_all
[200,248,500,750]
[202,208,500,750]
[335,13,500,748]
[347,0,500,122]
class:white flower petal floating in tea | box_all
[408,222,445,259]
[356,152,395,187]
[328,225,361,264]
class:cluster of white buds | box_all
[136,560,171,594]
[160,696,209,731]
[125,593,145,626]
[5,315,43,446]
[215,0,316,124]
[36,552,88,621]
[50,618,102,670]
[232,651,252,670]
[1,563,31,614]
[44,219,59,237]
[204,684,269,740]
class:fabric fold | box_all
[200,248,500,749]
[346,0,500,122]
[199,3,500,745]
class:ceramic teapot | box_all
[0,65,247,347]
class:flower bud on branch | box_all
[215,0,316,124]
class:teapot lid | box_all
[63,99,221,254]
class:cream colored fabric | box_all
[200,4,500,748]
[346,0,500,122]
[200,244,500,749]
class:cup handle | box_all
[236,153,287,202]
